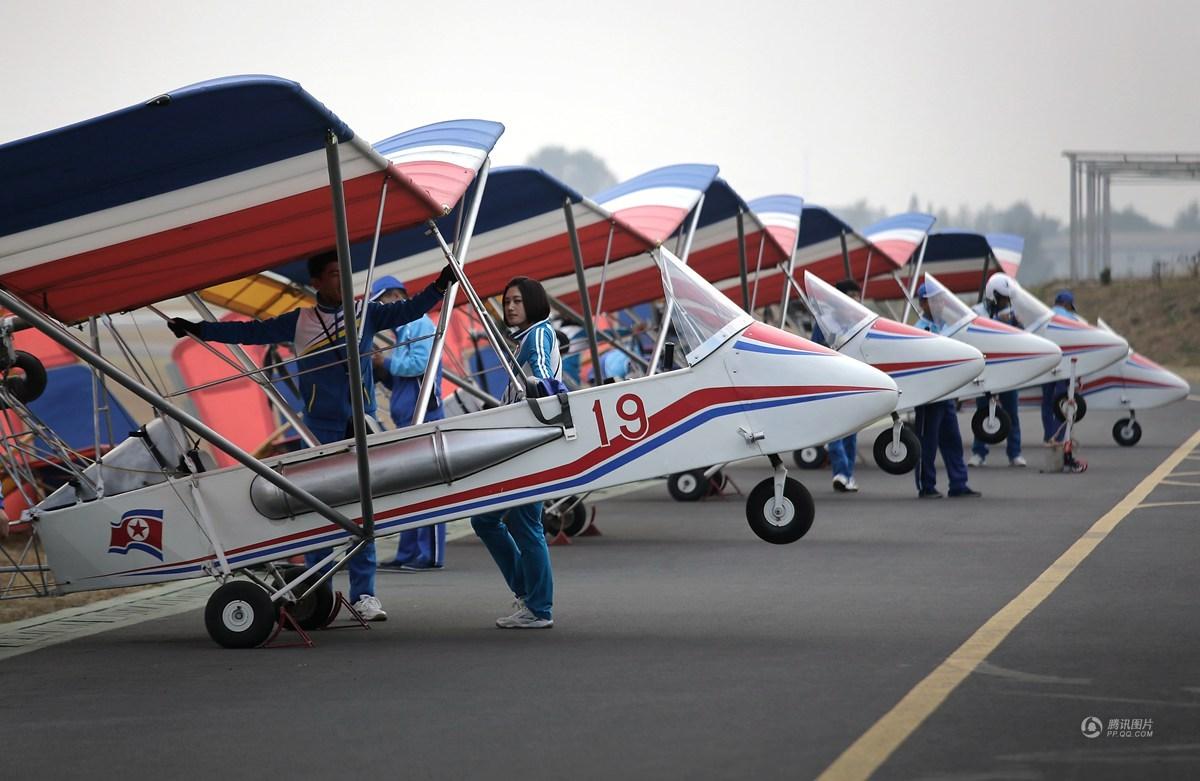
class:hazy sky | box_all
[3,0,1198,225]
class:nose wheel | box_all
[1112,416,1141,447]
[746,456,815,544]
[971,396,1011,444]
[873,416,920,474]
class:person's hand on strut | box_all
[168,318,202,339]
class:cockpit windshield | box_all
[803,272,875,349]
[920,273,975,336]
[656,247,752,365]
[1008,281,1053,331]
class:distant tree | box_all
[1174,201,1200,231]
[525,146,617,195]
[907,193,920,212]
[1110,206,1163,232]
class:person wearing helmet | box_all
[810,279,862,493]
[968,274,1025,468]
[912,283,981,499]
[1040,289,1080,445]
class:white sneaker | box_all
[832,474,849,492]
[844,476,859,493]
[353,595,387,622]
[496,606,553,629]
[1009,456,1027,467]
[967,454,985,467]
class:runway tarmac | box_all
[3,402,1199,780]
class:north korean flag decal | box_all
[108,509,165,560]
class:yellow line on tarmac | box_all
[817,428,1200,781]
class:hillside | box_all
[1031,274,1200,382]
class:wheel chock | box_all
[263,606,315,649]
[321,591,371,630]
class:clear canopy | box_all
[803,271,876,348]
[919,273,975,336]
[1007,281,1054,331]
[656,247,751,365]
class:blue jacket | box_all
[380,315,443,427]
[198,284,443,429]
[503,319,563,404]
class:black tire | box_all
[668,470,709,502]
[745,477,815,545]
[1053,393,1088,423]
[873,426,921,475]
[792,445,828,470]
[0,351,48,409]
[1112,418,1142,447]
[971,404,1011,445]
[204,581,276,649]
[276,565,335,631]
[543,497,589,537]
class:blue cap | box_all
[1054,289,1074,306]
[370,275,407,301]
[917,282,931,299]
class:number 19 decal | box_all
[591,393,649,447]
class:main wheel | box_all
[1112,418,1142,447]
[793,445,828,470]
[971,404,1011,445]
[204,581,276,649]
[543,497,589,536]
[873,426,921,475]
[276,565,335,631]
[745,477,815,545]
[1054,393,1088,423]
[668,470,709,502]
[0,351,48,409]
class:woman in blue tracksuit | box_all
[472,276,564,629]
[168,251,455,621]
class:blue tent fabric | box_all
[25,364,138,455]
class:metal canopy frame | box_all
[1064,150,1200,282]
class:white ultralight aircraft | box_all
[0,76,898,648]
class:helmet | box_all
[984,273,1017,304]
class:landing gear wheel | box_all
[0,351,48,409]
[276,565,335,631]
[971,404,1011,445]
[793,445,828,470]
[1054,393,1088,423]
[1112,418,1142,447]
[205,581,276,649]
[873,426,921,475]
[543,497,589,536]
[745,476,815,545]
[668,470,709,502]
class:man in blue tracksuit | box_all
[369,275,447,573]
[1041,289,1080,444]
[914,284,981,499]
[168,252,455,621]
